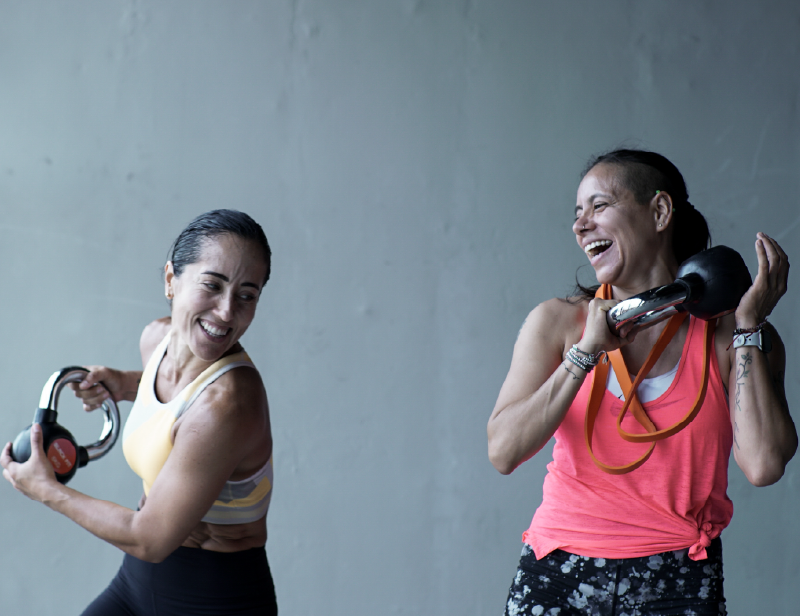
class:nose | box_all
[215,292,235,322]
[573,210,590,235]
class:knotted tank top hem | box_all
[523,316,733,562]
[525,519,725,561]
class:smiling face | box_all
[573,163,675,292]
[164,233,268,363]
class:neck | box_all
[609,255,679,301]
[163,333,216,384]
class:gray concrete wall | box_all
[0,1,797,614]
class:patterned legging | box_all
[504,539,725,616]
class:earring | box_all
[658,223,663,227]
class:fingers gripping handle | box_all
[37,366,120,462]
[606,280,691,337]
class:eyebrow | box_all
[201,271,260,290]
[575,192,613,214]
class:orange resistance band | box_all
[584,284,716,475]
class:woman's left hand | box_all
[735,232,789,328]
[1,423,58,503]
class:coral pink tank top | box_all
[523,316,733,561]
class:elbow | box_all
[487,439,518,475]
[129,543,171,564]
[490,454,516,476]
[741,454,791,487]
[737,431,797,487]
[126,525,178,563]
[745,467,784,487]
[126,512,184,563]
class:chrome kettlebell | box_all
[607,245,752,336]
[11,366,120,485]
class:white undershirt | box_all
[606,360,680,403]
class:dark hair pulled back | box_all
[169,209,271,285]
[573,149,711,300]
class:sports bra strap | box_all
[182,359,254,415]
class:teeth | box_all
[200,320,228,337]
[584,240,612,255]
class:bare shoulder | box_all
[208,363,268,411]
[492,296,588,416]
[187,364,269,439]
[519,297,588,354]
[140,317,171,365]
[538,296,588,324]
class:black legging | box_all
[81,546,277,616]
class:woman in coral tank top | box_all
[488,149,795,615]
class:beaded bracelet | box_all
[732,320,768,336]
[566,345,607,372]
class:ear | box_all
[164,262,175,300]
[653,190,674,231]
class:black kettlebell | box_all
[11,366,120,485]
[608,245,752,336]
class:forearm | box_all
[488,359,589,474]
[41,483,175,562]
[732,349,797,485]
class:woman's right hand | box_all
[577,298,634,355]
[1,424,58,502]
[68,367,139,411]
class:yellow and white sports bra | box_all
[122,331,273,525]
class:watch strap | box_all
[733,328,772,352]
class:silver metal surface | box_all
[606,282,690,337]
[38,367,120,461]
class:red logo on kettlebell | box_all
[47,438,77,475]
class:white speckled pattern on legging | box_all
[504,540,726,616]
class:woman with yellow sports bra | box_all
[2,209,277,615]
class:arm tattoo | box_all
[734,352,752,413]
[563,362,580,381]
[736,352,753,381]
[733,352,753,450]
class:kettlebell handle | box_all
[606,245,751,337]
[38,366,120,462]
[605,277,696,337]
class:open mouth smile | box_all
[199,319,231,340]
[584,240,613,261]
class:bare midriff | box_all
[181,515,267,552]
[138,493,267,553]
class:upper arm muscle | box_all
[492,299,578,415]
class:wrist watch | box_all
[732,328,772,353]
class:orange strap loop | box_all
[584,284,715,474]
